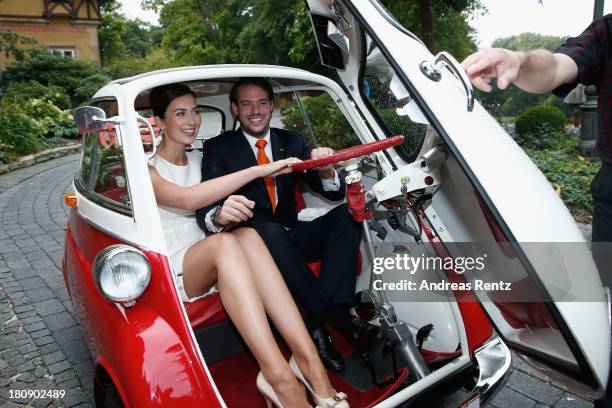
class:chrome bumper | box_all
[471,337,512,400]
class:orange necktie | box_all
[255,139,276,212]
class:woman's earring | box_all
[157,128,164,146]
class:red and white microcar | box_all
[61,0,610,407]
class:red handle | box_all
[291,135,404,172]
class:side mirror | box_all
[74,106,122,132]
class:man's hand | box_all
[462,48,578,94]
[310,146,335,179]
[461,48,524,92]
[214,195,255,226]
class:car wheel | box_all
[103,383,124,408]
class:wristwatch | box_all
[210,205,224,233]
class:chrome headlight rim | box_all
[93,244,151,304]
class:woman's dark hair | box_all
[150,83,196,118]
[229,77,274,105]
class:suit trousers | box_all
[250,203,363,318]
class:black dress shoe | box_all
[349,318,380,352]
[311,327,345,372]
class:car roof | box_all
[108,64,312,86]
[94,64,338,100]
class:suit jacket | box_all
[196,128,345,230]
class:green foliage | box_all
[6,97,78,140]
[515,105,567,148]
[286,1,320,71]
[123,19,160,57]
[2,80,71,110]
[0,31,37,61]
[492,32,565,52]
[73,73,114,104]
[141,0,168,12]
[155,0,313,69]
[524,134,600,216]
[281,94,359,150]
[0,78,79,157]
[98,7,128,64]
[0,52,111,107]
[99,0,162,68]
[0,151,10,165]
[378,0,483,60]
[0,106,46,156]
[148,0,482,73]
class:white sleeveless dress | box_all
[149,150,214,302]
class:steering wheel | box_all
[291,135,405,172]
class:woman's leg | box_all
[182,233,308,408]
[232,228,336,398]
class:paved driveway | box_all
[1,155,91,407]
[0,154,598,407]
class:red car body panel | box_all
[63,209,223,407]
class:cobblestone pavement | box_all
[1,155,91,408]
[0,154,600,407]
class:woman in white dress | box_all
[147,84,348,408]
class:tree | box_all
[378,0,485,59]
[152,0,323,71]
[147,0,482,73]
[98,0,128,64]
[98,1,171,78]
[0,31,37,61]
[99,0,162,64]
[492,32,564,52]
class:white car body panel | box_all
[306,0,610,394]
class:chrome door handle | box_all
[420,51,475,112]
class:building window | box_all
[50,48,75,59]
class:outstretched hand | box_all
[258,157,302,178]
[461,48,523,92]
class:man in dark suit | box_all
[196,77,377,372]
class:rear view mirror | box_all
[310,14,346,69]
[327,21,349,56]
[74,106,122,133]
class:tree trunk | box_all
[417,0,435,51]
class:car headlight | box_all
[94,245,151,306]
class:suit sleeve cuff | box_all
[321,170,341,191]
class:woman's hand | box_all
[257,157,301,178]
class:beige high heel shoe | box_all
[256,371,321,408]
[256,371,282,408]
[289,356,349,408]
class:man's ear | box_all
[230,102,238,117]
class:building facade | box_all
[0,0,104,69]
